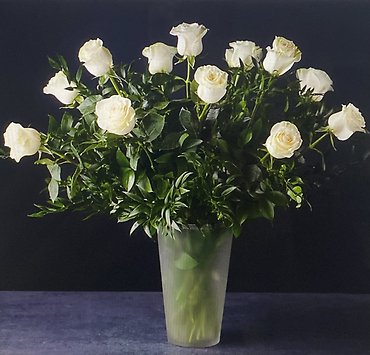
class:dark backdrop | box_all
[0,0,369,292]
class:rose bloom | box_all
[296,67,333,101]
[263,36,301,76]
[194,65,228,104]
[225,40,262,69]
[78,38,113,77]
[3,122,41,162]
[95,95,136,135]
[170,22,208,57]
[142,42,177,75]
[328,103,366,141]
[265,121,303,159]
[43,71,79,105]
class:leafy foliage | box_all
[15,47,346,238]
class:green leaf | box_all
[75,66,83,83]
[164,209,171,226]
[160,132,183,150]
[48,179,59,203]
[137,173,153,194]
[175,171,192,188]
[121,168,135,192]
[244,165,262,183]
[126,145,140,171]
[284,96,290,113]
[171,220,181,232]
[124,192,144,203]
[238,128,253,146]
[190,80,201,103]
[168,80,185,94]
[68,167,81,200]
[47,56,60,70]
[259,199,274,220]
[236,205,249,225]
[116,148,130,168]
[128,205,142,218]
[205,108,220,121]
[217,139,229,153]
[143,224,154,238]
[221,186,237,197]
[154,176,170,199]
[179,107,198,136]
[77,95,102,115]
[152,73,171,86]
[143,113,165,142]
[267,191,288,207]
[70,143,83,168]
[102,87,115,96]
[232,222,241,238]
[188,56,195,68]
[83,113,96,126]
[130,221,141,236]
[182,138,203,150]
[47,164,61,181]
[180,151,202,167]
[175,252,198,270]
[98,74,109,86]
[128,82,140,96]
[57,54,68,72]
[48,115,59,133]
[35,158,55,166]
[179,132,189,147]
[287,185,303,207]
[252,118,263,137]
[153,101,169,110]
[155,152,174,164]
[61,112,73,134]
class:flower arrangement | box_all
[1,22,366,239]
[1,21,368,348]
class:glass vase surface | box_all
[158,225,233,347]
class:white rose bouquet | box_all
[1,22,367,238]
[1,21,368,349]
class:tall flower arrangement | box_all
[1,22,367,238]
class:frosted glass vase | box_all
[158,226,233,347]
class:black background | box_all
[0,0,370,292]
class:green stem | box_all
[109,70,127,97]
[109,76,123,97]
[269,155,274,170]
[198,104,209,121]
[141,144,154,170]
[309,132,329,149]
[233,73,240,87]
[40,147,77,166]
[260,152,270,163]
[185,58,192,99]
[251,74,274,119]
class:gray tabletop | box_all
[0,292,369,354]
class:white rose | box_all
[296,68,333,101]
[328,103,366,141]
[3,122,41,162]
[169,22,208,57]
[142,42,177,75]
[265,121,303,159]
[194,65,228,104]
[263,36,302,76]
[95,95,136,135]
[78,38,113,77]
[225,40,262,69]
[43,71,79,105]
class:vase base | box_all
[168,335,220,348]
